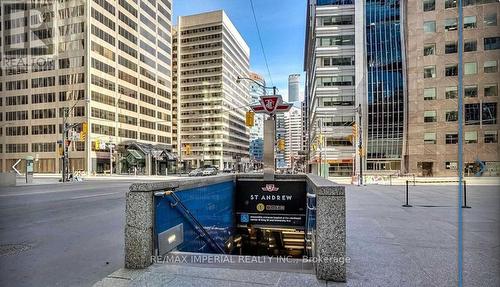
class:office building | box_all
[405,0,499,176]
[304,0,356,177]
[0,0,174,174]
[288,74,300,103]
[285,106,303,170]
[248,72,265,167]
[301,100,308,153]
[354,0,406,175]
[173,10,251,170]
[275,112,287,169]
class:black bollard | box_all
[403,180,412,207]
[462,180,471,208]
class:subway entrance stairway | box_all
[122,174,345,282]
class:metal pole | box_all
[109,144,113,176]
[358,104,363,185]
[62,109,67,182]
[402,180,412,207]
[457,1,465,285]
[462,180,471,208]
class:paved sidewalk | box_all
[94,184,500,287]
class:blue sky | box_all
[173,0,306,102]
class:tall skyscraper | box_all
[405,0,499,176]
[304,0,356,177]
[0,0,174,175]
[288,74,300,103]
[173,10,250,170]
[355,0,406,175]
[248,72,265,167]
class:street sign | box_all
[250,95,292,115]
[235,180,306,227]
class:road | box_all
[0,180,134,287]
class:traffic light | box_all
[94,140,100,151]
[278,139,286,151]
[82,122,88,133]
[185,144,191,155]
[352,123,357,138]
[358,147,365,156]
[80,122,88,140]
[245,111,255,127]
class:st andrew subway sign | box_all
[250,95,292,115]
[235,180,307,228]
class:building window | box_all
[445,42,457,54]
[444,18,457,31]
[445,87,458,99]
[484,60,498,73]
[424,111,437,123]
[464,62,477,75]
[320,15,354,26]
[5,143,28,153]
[445,161,458,170]
[318,35,355,46]
[424,66,436,78]
[423,44,435,56]
[484,37,500,50]
[464,40,477,52]
[446,133,458,144]
[424,88,436,100]
[446,111,458,122]
[464,16,477,29]
[464,85,478,98]
[482,103,497,125]
[445,0,457,9]
[423,0,435,11]
[424,132,436,144]
[485,84,498,97]
[465,103,480,125]
[465,131,478,144]
[484,131,498,143]
[424,21,436,33]
[445,64,458,76]
[484,13,497,26]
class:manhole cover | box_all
[0,244,33,256]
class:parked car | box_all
[222,167,233,173]
[188,168,203,177]
[202,167,218,176]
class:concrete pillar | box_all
[125,190,154,269]
[312,176,346,282]
[263,118,275,180]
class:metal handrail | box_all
[158,189,226,254]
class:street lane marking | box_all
[67,192,121,200]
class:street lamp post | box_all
[236,76,283,180]
[355,104,363,185]
[61,97,89,182]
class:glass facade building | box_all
[365,0,405,171]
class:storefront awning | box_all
[127,149,144,160]
[161,151,177,161]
